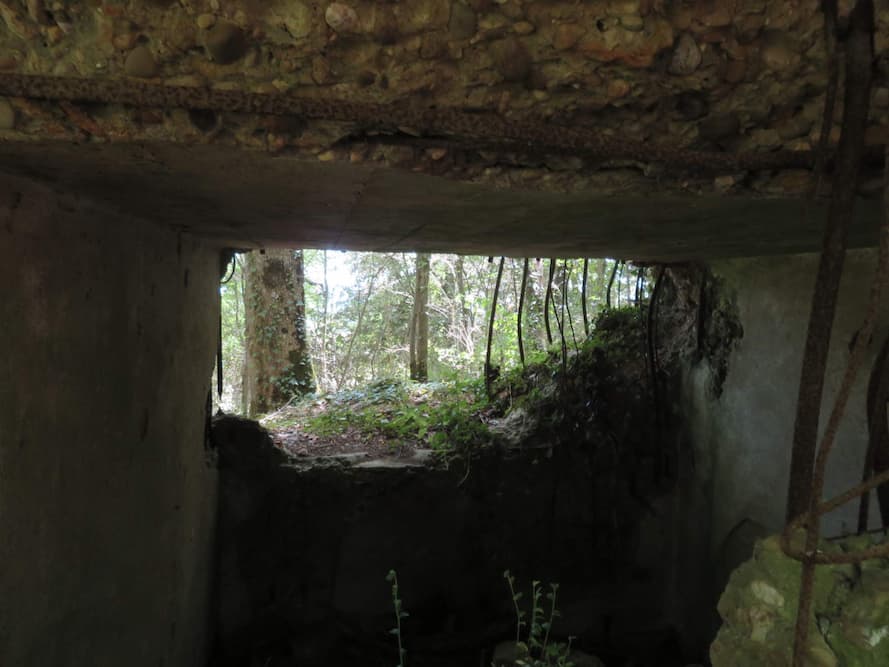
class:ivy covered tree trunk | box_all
[243,248,314,416]
[409,253,430,381]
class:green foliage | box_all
[274,353,315,398]
[384,569,577,667]
[299,253,629,392]
[386,569,409,667]
[478,304,656,461]
[425,390,490,453]
[260,304,652,457]
[504,571,575,667]
[582,306,646,360]
[222,250,648,415]
[217,257,247,411]
[490,353,552,409]
[265,378,492,454]
[493,306,645,398]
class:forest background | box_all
[219,250,646,416]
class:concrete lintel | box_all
[0,140,881,261]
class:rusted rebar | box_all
[0,73,819,172]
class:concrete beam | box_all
[0,140,882,260]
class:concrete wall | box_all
[212,414,696,667]
[686,250,889,600]
[0,176,220,667]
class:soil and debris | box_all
[254,302,702,475]
[260,377,493,462]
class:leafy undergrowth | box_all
[261,307,654,462]
[487,307,653,446]
[261,377,493,459]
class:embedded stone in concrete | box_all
[513,21,535,36]
[723,58,746,83]
[670,33,702,75]
[699,113,741,142]
[677,91,709,120]
[204,22,248,64]
[124,45,157,78]
[0,98,14,129]
[324,3,359,33]
[196,14,216,30]
[275,2,313,39]
[448,2,477,40]
[552,23,585,50]
[760,30,800,71]
[620,14,645,31]
[490,37,532,83]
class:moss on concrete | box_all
[712,533,889,667]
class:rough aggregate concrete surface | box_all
[0,1,886,256]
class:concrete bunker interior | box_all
[3,1,889,666]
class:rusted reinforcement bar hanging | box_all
[780,3,881,664]
[785,0,872,524]
[0,73,819,172]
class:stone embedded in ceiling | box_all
[2,0,888,158]
[0,0,886,256]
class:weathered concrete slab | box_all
[0,0,886,258]
[0,140,881,260]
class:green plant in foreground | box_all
[386,569,409,667]
[504,571,574,667]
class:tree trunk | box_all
[454,255,473,359]
[338,261,383,389]
[319,250,330,391]
[243,248,315,416]
[239,262,250,415]
[409,253,430,381]
[517,258,529,365]
[597,258,608,308]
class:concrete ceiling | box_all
[0,139,880,260]
[0,1,886,259]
